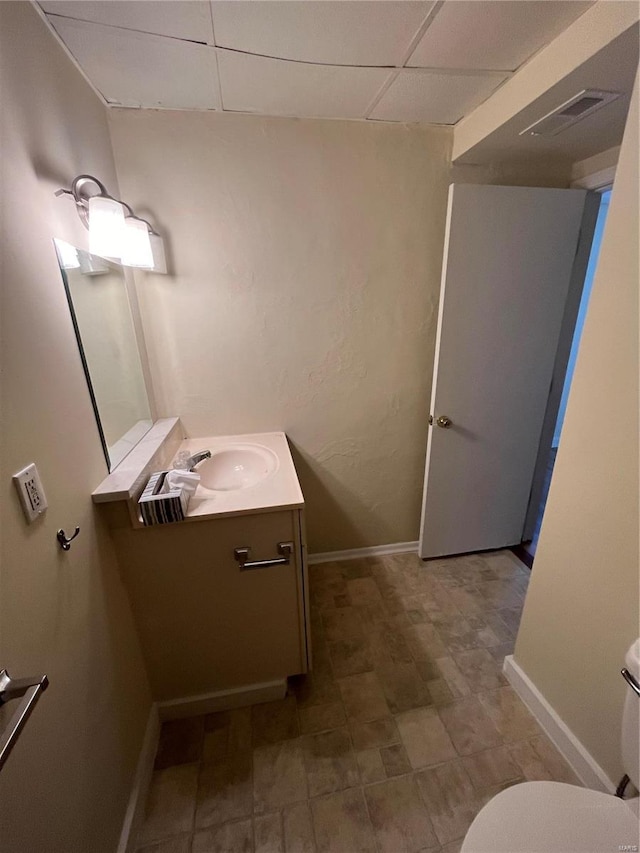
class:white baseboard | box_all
[503,655,616,794]
[157,678,287,721]
[308,541,418,565]
[117,703,160,853]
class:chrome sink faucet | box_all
[185,450,211,471]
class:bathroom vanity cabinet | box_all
[107,504,310,703]
[94,426,311,708]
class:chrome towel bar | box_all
[0,669,49,772]
[234,541,293,572]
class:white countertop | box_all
[179,432,304,520]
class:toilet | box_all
[462,640,640,852]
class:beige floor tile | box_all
[192,818,253,853]
[155,717,205,770]
[346,577,382,605]
[434,657,471,699]
[486,642,515,664]
[312,577,348,609]
[376,661,433,714]
[415,759,481,845]
[254,812,284,853]
[355,602,388,630]
[293,672,341,710]
[136,835,192,853]
[302,727,359,798]
[338,672,390,722]
[195,752,253,829]
[440,839,464,853]
[339,559,373,580]
[475,610,516,643]
[380,743,412,777]
[461,745,522,790]
[321,608,364,641]
[395,706,457,769]
[356,748,387,784]
[253,738,307,813]
[365,775,438,853]
[283,802,317,853]
[137,764,198,847]
[299,701,346,735]
[508,735,580,783]
[310,562,343,584]
[202,728,229,764]
[368,629,414,666]
[311,788,377,853]
[438,697,502,756]
[349,716,400,751]
[404,623,448,661]
[446,586,486,617]
[452,648,506,692]
[227,707,253,754]
[425,677,455,707]
[476,579,524,610]
[496,606,523,635]
[413,657,441,681]
[251,696,299,747]
[477,686,542,742]
[328,636,375,678]
[436,616,484,654]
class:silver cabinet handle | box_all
[0,669,49,772]
[234,541,293,571]
[621,667,640,698]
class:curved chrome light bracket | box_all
[55,173,135,230]
[55,173,167,272]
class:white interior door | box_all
[419,184,593,559]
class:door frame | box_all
[521,191,601,542]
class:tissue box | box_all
[138,471,189,526]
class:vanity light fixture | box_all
[55,174,167,273]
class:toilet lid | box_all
[461,781,640,853]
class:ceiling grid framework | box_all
[40,0,597,124]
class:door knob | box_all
[436,415,453,429]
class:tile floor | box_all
[135,549,579,853]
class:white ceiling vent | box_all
[520,90,621,137]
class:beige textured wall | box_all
[108,109,452,552]
[514,73,639,783]
[0,5,152,851]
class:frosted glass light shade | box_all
[122,217,153,268]
[149,233,167,274]
[89,195,126,259]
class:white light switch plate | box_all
[13,463,48,523]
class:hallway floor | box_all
[135,550,579,853]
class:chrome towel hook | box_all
[57,527,80,551]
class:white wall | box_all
[109,109,452,552]
[0,5,152,851]
[514,73,639,783]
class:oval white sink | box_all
[197,444,279,491]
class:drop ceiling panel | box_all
[370,70,508,124]
[40,1,215,44]
[408,1,594,71]
[47,17,220,109]
[212,1,433,66]
[218,51,391,119]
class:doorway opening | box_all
[515,188,612,568]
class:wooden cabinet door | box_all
[116,510,307,701]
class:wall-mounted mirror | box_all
[54,239,154,471]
